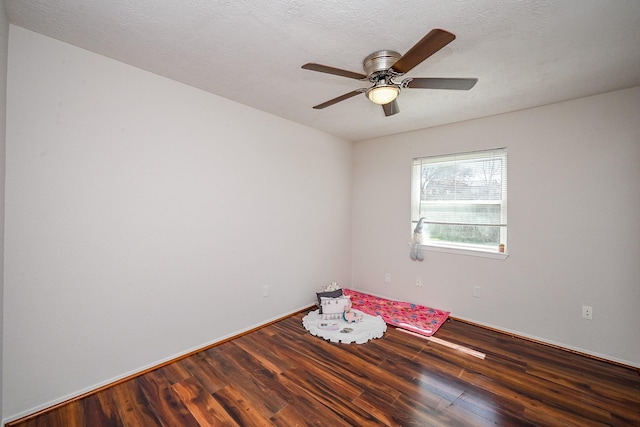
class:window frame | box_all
[411,148,508,258]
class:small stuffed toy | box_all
[410,217,426,261]
[342,299,363,323]
[324,281,341,292]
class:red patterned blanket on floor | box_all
[343,289,450,337]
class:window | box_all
[411,148,507,254]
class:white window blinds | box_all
[411,148,507,252]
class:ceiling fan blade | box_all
[312,90,363,109]
[302,63,367,80]
[391,29,456,74]
[382,99,400,116]
[407,78,478,90]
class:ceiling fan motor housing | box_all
[363,50,402,78]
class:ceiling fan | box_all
[301,29,477,116]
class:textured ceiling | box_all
[5,0,640,142]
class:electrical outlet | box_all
[416,276,422,287]
[262,285,269,298]
[385,273,391,284]
[582,305,593,320]
[473,286,481,298]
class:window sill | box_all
[421,244,509,260]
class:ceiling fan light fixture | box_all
[366,84,399,105]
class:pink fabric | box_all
[342,289,450,337]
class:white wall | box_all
[2,26,352,421]
[0,1,9,423]
[352,86,640,367]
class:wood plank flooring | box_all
[9,312,640,426]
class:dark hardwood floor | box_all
[10,311,640,426]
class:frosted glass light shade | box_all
[367,85,399,105]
